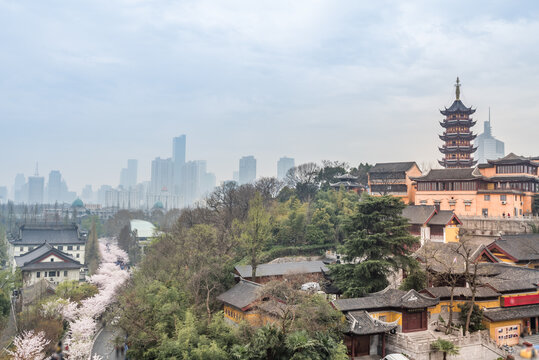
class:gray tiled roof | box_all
[489,234,539,262]
[14,243,82,271]
[429,211,459,226]
[402,206,459,226]
[488,153,538,166]
[216,279,261,310]
[11,225,83,245]
[332,288,439,312]
[440,99,475,115]
[402,205,436,225]
[420,286,500,299]
[483,304,539,322]
[347,311,397,335]
[478,262,539,293]
[369,162,417,173]
[234,261,328,278]
[411,168,482,181]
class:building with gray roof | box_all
[8,224,86,266]
[14,243,82,287]
[233,260,328,284]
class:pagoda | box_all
[438,77,477,168]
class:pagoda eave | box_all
[439,134,477,141]
[439,146,478,154]
[439,120,476,128]
[438,159,478,168]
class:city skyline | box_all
[1,1,539,191]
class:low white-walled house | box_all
[14,243,83,287]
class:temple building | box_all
[367,162,421,204]
[330,173,365,193]
[412,153,539,217]
[438,77,477,168]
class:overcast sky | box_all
[1,0,538,192]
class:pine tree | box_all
[330,195,419,297]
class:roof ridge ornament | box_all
[455,77,461,100]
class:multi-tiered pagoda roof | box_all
[438,78,477,168]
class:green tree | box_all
[238,193,271,283]
[306,208,335,245]
[85,219,101,275]
[80,215,104,237]
[0,224,8,266]
[55,280,98,303]
[458,303,485,333]
[330,195,419,297]
[431,338,459,360]
[399,264,427,291]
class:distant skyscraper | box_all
[277,157,295,180]
[180,160,216,205]
[28,176,44,204]
[82,185,93,202]
[120,159,138,189]
[475,109,505,164]
[47,170,62,203]
[239,156,257,185]
[0,186,7,203]
[97,185,113,205]
[173,135,186,194]
[233,171,239,183]
[150,157,174,194]
[13,173,26,203]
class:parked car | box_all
[382,354,410,360]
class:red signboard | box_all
[502,294,539,307]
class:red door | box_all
[403,310,426,332]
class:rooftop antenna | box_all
[34,162,39,176]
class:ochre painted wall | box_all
[370,310,402,326]
[444,225,460,243]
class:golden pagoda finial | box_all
[455,77,461,100]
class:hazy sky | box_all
[1,0,538,192]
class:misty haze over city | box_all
[0,2,539,360]
[1,1,538,197]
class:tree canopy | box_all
[330,195,418,297]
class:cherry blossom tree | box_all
[7,330,50,360]
[61,239,130,360]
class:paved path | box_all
[91,325,126,360]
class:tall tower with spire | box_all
[438,77,477,168]
[475,107,505,164]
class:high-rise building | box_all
[47,170,63,203]
[81,185,93,202]
[475,110,505,164]
[120,159,138,189]
[97,185,113,205]
[239,156,257,184]
[173,135,186,194]
[150,157,174,194]
[277,157,295,180]
[28,176,44,204]
[13,174,26,203]
[180,160,216,205]
[0,186,7,203]
[438,78,477,168]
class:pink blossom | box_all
[62,240,130,360]
[7,330,50,360]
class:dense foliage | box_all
[116,162,377,359]
[330,195,419,297]
[457,303,485,332]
